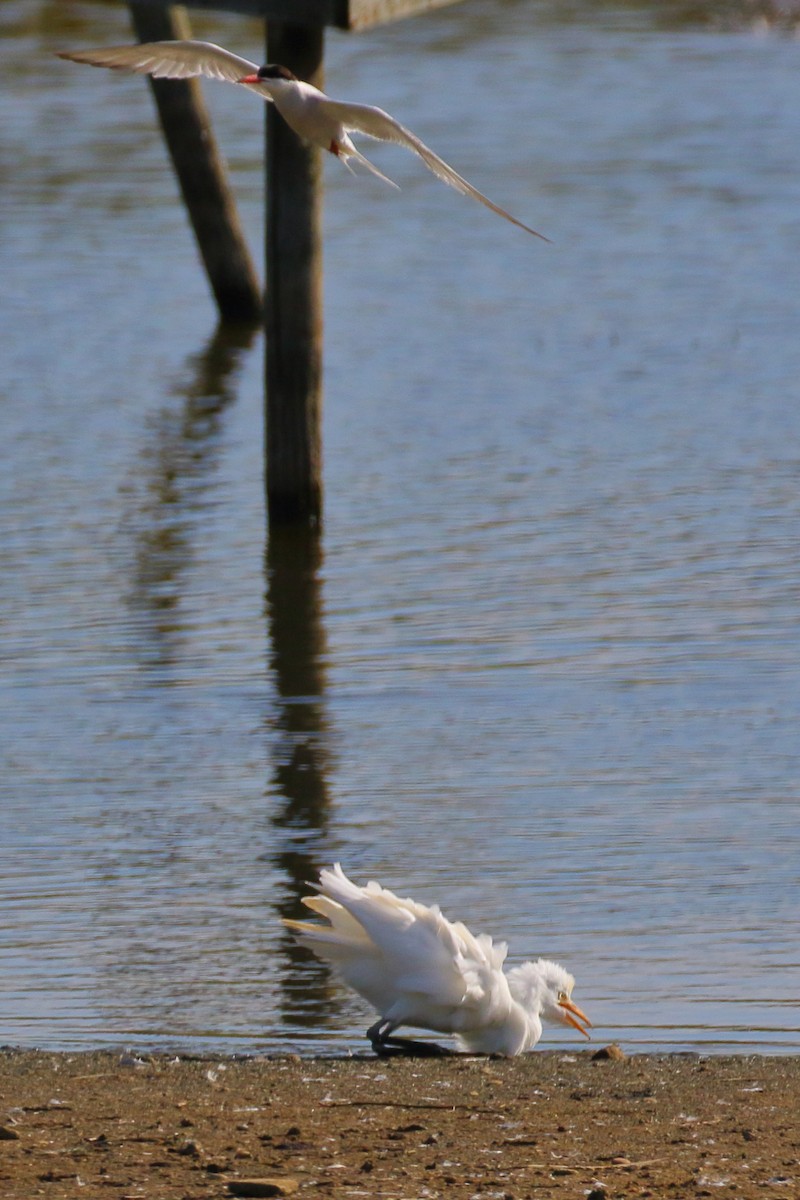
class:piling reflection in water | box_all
[264,524,336,1028]
[121,316,337,1032]
[127,320,257,663]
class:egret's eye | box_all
[558,990,569,1003]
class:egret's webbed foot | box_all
[366,1020,453,1058]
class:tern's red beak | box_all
[239,73,259,84]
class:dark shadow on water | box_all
[125,320,257,668]
[263,523,337,1028]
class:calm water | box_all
[1,0,799,1055]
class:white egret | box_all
[284,864,591,1056]
[56,41,548,240]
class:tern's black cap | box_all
[257,64,299,82]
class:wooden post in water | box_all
[263,22,325,526]
[128,2,262,322]
[113,0,470,522]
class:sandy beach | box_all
[0,1048,797,1198]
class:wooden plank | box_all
[264,21,325,525]
[346,0,465,30]
[126,0,348,26]
[124,0,464,30]
[129,3,262,321]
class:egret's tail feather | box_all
[301,895,338,916]
[282,917,380,976]
[284,869,380,962]
[283,917,363,948]
[301,894,371,941]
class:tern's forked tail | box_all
[338,143,400,190]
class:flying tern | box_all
[57,40,548,240]
[283,864,591,1056]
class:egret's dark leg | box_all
[366,1018,392,1053]
[378,1034,454,1057]
[365,1020,453,1058]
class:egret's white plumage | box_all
[56,40,548,240]
[284,864,591,1056]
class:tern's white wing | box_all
[56,40,268,92]
[325,100,548,241]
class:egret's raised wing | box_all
[56,40,267,92]
[325,100,548,241]
[314,865,509,1011]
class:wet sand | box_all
[1,1048,798,1198]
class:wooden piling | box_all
[128,2,262,322]
[117,0,471,523]
[264,22,325,526]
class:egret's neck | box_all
[498,964,543,1053]
[506,962,548,1015]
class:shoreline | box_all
[1,1048,798,1198]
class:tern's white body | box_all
[283,864,591,1055]
[57,40,547,240]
